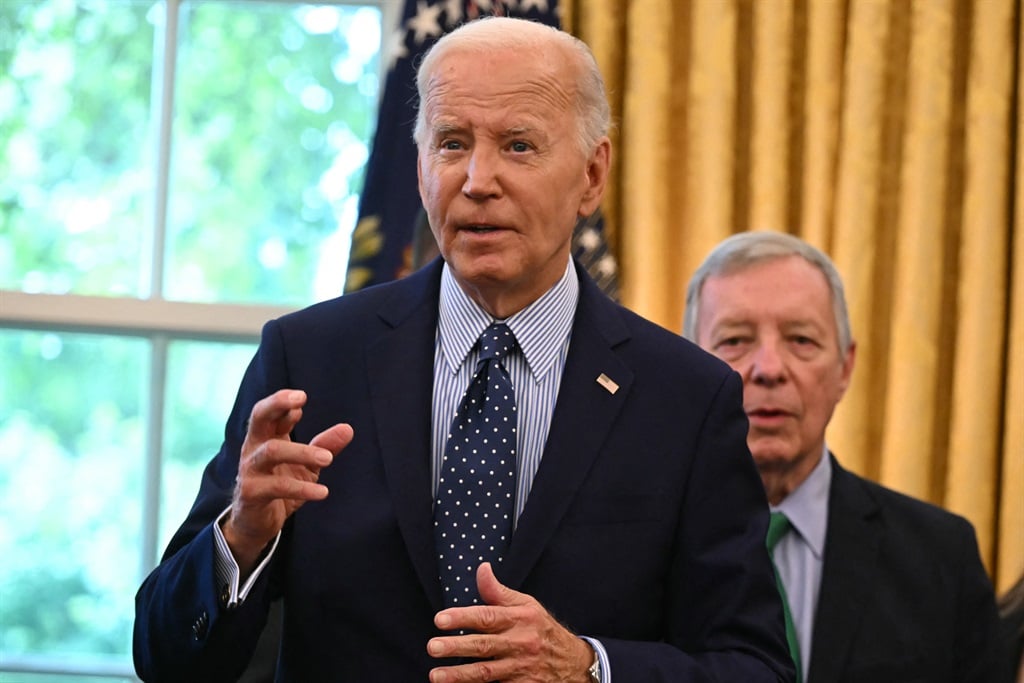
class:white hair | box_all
[412,16,610,155]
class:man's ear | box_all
[837,341,857,399]
[416,152,425,203]
[578,137,611,218]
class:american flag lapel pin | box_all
[596,373,619,395]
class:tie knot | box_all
[479,323,515,363]
[766,511,792,551]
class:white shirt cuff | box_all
[580,636,611,683]
[212,506,282,608]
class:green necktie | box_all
[766,511,803,683]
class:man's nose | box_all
[749,342,786,385]
[462,147,501,199]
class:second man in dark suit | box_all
[684,230,1007,683]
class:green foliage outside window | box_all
[0,331,147,660]
[166,1,379,305]
[0,1,155,296]
[0,0,379,305]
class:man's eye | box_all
[509,141,531,153]
[440,140,463,151]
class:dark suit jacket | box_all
[134,260,794,682]
[807,456,1008,683]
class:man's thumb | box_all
[477,561,524,606]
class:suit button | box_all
[192,611,209,640]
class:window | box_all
[0,1,393,679]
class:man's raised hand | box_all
[223,389,353,574]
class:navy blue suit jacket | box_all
[134,260,794,682]
[807,456,1007,683]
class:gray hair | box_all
[412,16,611,156]
[683,231,854,353]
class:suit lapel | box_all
[500,272,633,589]
[366,265,445,610]
[806,456,883,683]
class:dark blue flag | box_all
[345,0,618,299]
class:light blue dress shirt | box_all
[770,446,831,682]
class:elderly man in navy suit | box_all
[133,17,794,683]
[684,230,1007,683]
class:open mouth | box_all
[748,409,789,419]
[463,224,503,234]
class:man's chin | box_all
[749,444,800,473]
[448,253,512,283]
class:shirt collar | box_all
[437,258,578,382]
[771,445,831,559]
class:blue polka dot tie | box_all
[434,323,518,607]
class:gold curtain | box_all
[565,0,1023,592]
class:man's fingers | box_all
[236,471,329,503]
[432,563,528,635]
[247,437,332,473]
[247,389,307,441]
[243,423,351,477]
[428,657,510,683]
[310,422,354,455]
[429,568,584,681]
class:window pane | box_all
[159,339,256,553]
[0,1,154,297]
[0,331,147,663]
[166,2,381,306]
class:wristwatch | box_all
[587,649,601,683]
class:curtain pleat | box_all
[877,0,956,504]
[749,0,794,235]
[828,0,895,479]
[621,0,678,324]
[1000,33,1023,581]
[800,0,845,250]
[947,0,1019,578]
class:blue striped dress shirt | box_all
[432,260,577,523]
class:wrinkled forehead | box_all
[421,44,577,116]
[703,257,835,314]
